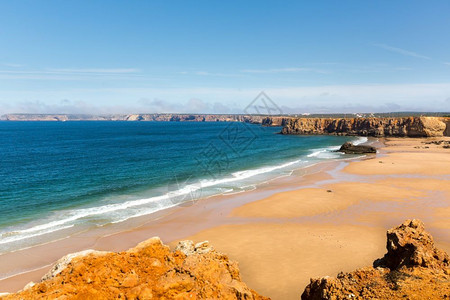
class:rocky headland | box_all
[3,114,450,138]
[302,219,450,300]
[281,116,450,137]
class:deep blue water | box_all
[0,121,359,252]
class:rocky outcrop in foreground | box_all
[302,219,450,300]
[2,220,449,299]
[282,117,449,137]
[1,238,268,300]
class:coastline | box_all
[1,136,450,299]
[0,145,364,292]
[0,123,358,253]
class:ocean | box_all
[0,121,364,253]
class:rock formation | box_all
[281,117,449,137]
[373,219,449,270]
[423,140,450,149]
[301,219,450,300]
[3,114,450,137]
[0,113,275,124]
[338,142,377,154]
[445,119,450,136]
[261,116,290,127]
[1,237,268,300]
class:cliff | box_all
[261,116,291,127]
[281,117,450,137]
[1,113,271,124]
[302,219,450,300]
[4,114,450,137]
[1,238,269,300]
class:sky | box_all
[0,0,449,114]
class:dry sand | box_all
[173,137,450,299]
[1,137,449,300]
[181,223,386,299]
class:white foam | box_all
[307,145,340,159]
[353,136,368,145]
[2,138,367,248]
[231,159,303,179]
[307,149,325,157]
[0,224,74,245]
[0,157,306,247]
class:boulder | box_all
[174,240,214,256]
[301,219,450,300]
[373,219,449,269]
[338,142,376,154]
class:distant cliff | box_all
[281,116,450,137]
[3,114,450,137]
[1,113,270,124]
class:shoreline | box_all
[0,147,362,292]
[1,136,450,299]
[0,132,362,254]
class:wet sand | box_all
[0,159,344,292]
[1,137,449,300]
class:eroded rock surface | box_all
[281,117,448,137]
[1,237,268,300]
[338,142,376,154]
[302,219,450,300]
[374,219,449,270]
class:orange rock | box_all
[302,219,450,299]
[281,116,448,137]
[120,271,139,288]
[1,237,268,300]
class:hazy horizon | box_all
[1,1,450,114]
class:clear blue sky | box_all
[0,0,449,114]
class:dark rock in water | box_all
[338,142,376,154]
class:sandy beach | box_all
[1,137,449,299]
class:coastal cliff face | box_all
[260,116,291,127]
[125,114,269,123]
[281,116,449,137]
[1,238,268,300]
[302,219,450,300]
[1,113,271,124]
[444,118,450,136]
[3,114,449,137]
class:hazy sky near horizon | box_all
[0,0,450,114]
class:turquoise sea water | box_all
[0,121,362,253]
